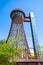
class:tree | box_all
[0,34,23,65]
[39,46,43,58]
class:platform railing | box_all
[17,59,43,65]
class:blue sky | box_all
[0,0,43,48]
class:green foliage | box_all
[32,55,36,59]
[39,46,43,58]
[0,34,23,65]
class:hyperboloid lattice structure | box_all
[7,10,41,59]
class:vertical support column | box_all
[29,12,41,59]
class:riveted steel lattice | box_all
[7,10,41,59]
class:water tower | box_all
[7,10,41,59]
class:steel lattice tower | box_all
[7,10,41,59]
[7,10,31,58]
